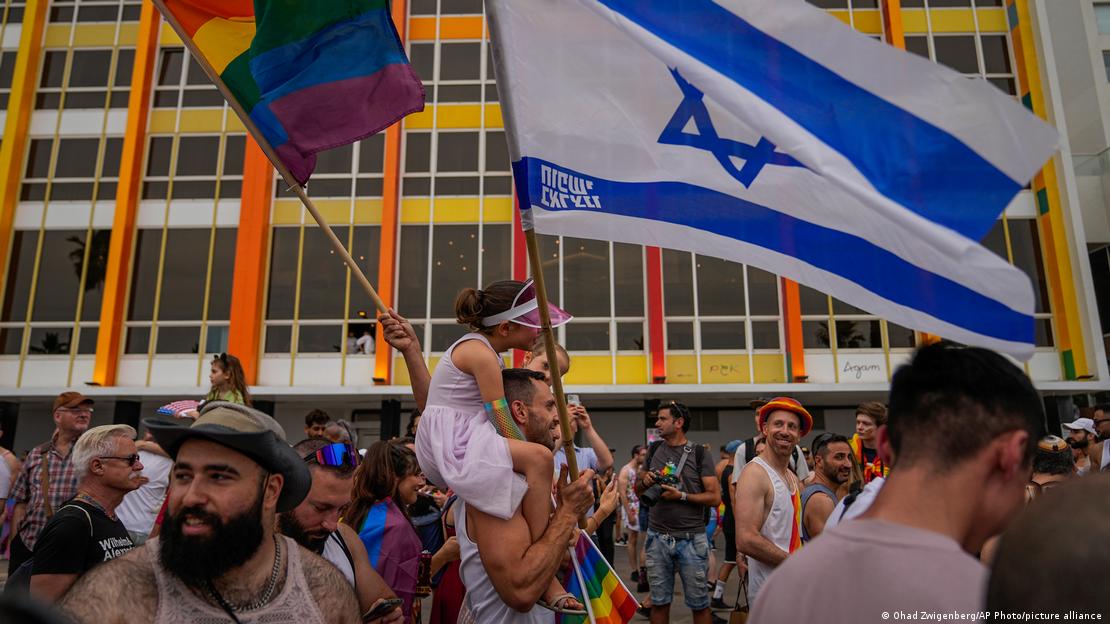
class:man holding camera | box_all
[636,401,721,624]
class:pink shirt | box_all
[750,519,987,622]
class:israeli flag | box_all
[487,0,1059,359]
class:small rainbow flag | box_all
[153,0,424,185]
[559,534,637,624]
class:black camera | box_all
[639,470,680,507]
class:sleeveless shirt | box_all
[800,483,837,543]
[745,457,802,603]
[456,501,552,623]
[321,530,356,586]
[148,535,328,624]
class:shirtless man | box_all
[60,403,359,624]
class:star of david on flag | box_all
[487,0,1059,358]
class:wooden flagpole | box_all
[484,1,586,528]
[150,0,388,314]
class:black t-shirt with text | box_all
[32,499,134,576]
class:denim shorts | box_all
[644,529,710,610]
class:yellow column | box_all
[92,1,160,386]
[0,0,48,302]
[1009,0,1088,379]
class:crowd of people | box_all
[0,279,1107,624]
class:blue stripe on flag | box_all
[514,157,1033,345]
[594,0,1020,241]
[249,8,409,102]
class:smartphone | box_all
[566,393,581,406]
[363,598,403,621]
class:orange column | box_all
[880,0,905,49]
[226,139,274,384]
[781,279,806,382]
[0,0,48,318]
[373,0,411,384]
[92,1,159,386]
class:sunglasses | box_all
[100,454,141,467]
[810,432,836,457]
[304,443,360,468]
[663,401,690,420]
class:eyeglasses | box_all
[304,443,360,468]
[100,454,141,467]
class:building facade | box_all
[0,0,1105,456]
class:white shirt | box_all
[824,476,884,531]
[0,450,13,499]
[116,450,173,534]
[356,334,374,354]
[321,531,356,586]
[456,502,553,623]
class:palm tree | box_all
[29,331,70,355]
[67,231,111,292]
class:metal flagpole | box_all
[150,0,388,314]
[484,0,583,496]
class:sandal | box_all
[538,593,588,616]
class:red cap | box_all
[757,397,813,437]
[52,391,93,412]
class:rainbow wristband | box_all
[485,398,525,441]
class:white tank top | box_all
[1102,442,1110,470]
[321,531,356,587]
[456,502,552,623]
[745,456,800,603]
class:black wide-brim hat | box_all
[144,401,310,513]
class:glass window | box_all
[1098,5,1110,35]
[695,256,743,316]
[265,324,292,353]
[802,320,831,349]
[663,250,694,316]
[1008,219,1051,314]
[616,321,644,351]
[565,322,609,351]
[798,284,828,315]
[485,131,510,173]
[153,48,223,108]
[979,36,1011,75]
[439,43,481,82]
[1104,52,1110,83]
[480,224,512,286]
[405,132,431,173]
[613,243,643,316]
[751,321,781,350]
[2,232,36,323]
[347,226,382,319]
[397,225,430,318]
[409,43,434,82]
[0,51,18,109]
[564,238,610,317]
[905,36,929,59]
[700,321,745,350]
[886,322,917,348]
[30,231,83,322]
[156,326,200,354]
[22,137,123,201]
[667,321,694,350]
[299,227,350,320]
[933,36,979,74]
[534,234,560,305]
[437,132,479,172]
[36,47,134,109]
[266,228,300,320]
[143,134,245,200]
[747,267,780,316]
[297,325,343,353]
[127,230,162,322]
[157,229,213,321]
[835,320,882,349]
[429,225,479,317]
[430,324,466,352]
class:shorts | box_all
[722,513,737,564]
[621,505,640,532]
[644,529,710,611]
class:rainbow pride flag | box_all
[154,0,424,185]
[560,534,637,624]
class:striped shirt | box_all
[10,434,79,549]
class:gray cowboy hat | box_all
[144,401,310,512]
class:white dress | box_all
[414,333,527,520]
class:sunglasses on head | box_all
[664,401,690,420]
[810,432,836,457]
[304,442,360,468]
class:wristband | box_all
[680,492,688,502]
